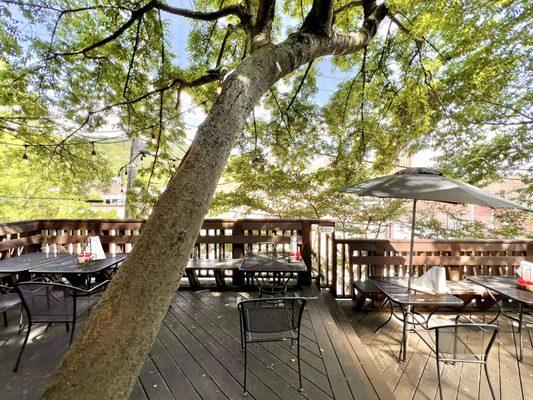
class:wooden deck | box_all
[338,301,533,400]
[0,287,391,399]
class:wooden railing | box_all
[332,238,533,297]
[0,218,335,287]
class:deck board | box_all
[338,301,532,400]
[0,287,387,399]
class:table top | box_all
[29,253,127,274]
[187,259,243,269]
[0,253,72,273]
[369,277,464,307]
[466,275,533,307]
[239,252,307,273]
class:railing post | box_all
[299,221,313,287]
[331,236,337,297]
[232,219,245,286]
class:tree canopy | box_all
[0,0,530,236]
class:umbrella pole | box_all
[406,199,417,292]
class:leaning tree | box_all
[0,0,530,398]
[38,0,391,397]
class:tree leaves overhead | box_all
[0,0,530,234]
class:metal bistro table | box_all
[466,275,533,361]
[239,252,307,296]
[29,253,127,288]
[0,253,73,279]
[369,277,463,361]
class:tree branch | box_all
[333,1,363,15]
[301,0,335,36]
[123,16,143,98]
[286,60,314,111]
[47,0,251,59]
[154,0,249,22]
[49,71,219,160]
[359,45,367,154]
[251,0,276,51]
[216,24,235,68]
[388,12,445,58]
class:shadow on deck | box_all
[338,301,533,400]
[0,286,393,400]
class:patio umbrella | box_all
[338,167,531,291]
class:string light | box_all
[216,86,222,95]
[90,142,97,161]
[22,145,29,165]
[150,133,158,145]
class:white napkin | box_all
[516,260,533,282]
[412,266,447,294]
[87,236,106,260]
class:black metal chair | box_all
[0,284,22,330]
[13,280,108,372]
[426,316,499,400]
[238,297,307,395]
[488,299,532,362]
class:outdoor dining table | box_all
[239,252,307,296]
[369,277,464,361]
[466,275,533,361]
[29,253,127,288]
[0,252,72,277]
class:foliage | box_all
[415,204,532,239]
[0,0,531,235]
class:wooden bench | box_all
[184,259,242,290]
[352,278,500,311]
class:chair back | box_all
[238,297,307,335]
[15,282,76,321]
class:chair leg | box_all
[243,342,248,396]
[517,305,523,362]
[239,315,244,352]
[13,323,31,372]
[69,319,76,345]
[18,307,24,335]
[3,311,7,327]
[297,338,302,392]
[484,362,497,400]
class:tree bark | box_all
[41,5,387,399]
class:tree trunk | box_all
[41,21,384,400]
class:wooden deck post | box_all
[331,235,337,296]
[231,219,245,286]
[298,221,313,287]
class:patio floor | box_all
[338,301,533,400]
[0,286,391,399]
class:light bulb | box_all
[22,145,29,165]
[216,86,222,95]
[90,142,97,161]
[150,134,157,145]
